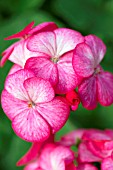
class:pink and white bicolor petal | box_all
[97,71,113,106]
[12,108,50,142]
[54,28,84,57]
[8,64,22,75]
[29,22,58,35]
[85,35,106,66]
[73,43,95,77]
[101,157,113,170]
[4,69,35,101]
[56,52,78,94]
[78,76,97,110]
[1,90,28,120]
[37,97,70,133]
[24,161,40,170]
[25,57,58,86]
[23,77,55,104]
[77,164,98,170]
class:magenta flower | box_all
[1,69,70,142]
[1,22,58,66]
[73,35,113,109]
[77,164,98,170]
[25,28,84,94]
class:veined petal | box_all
[56,52,78,94]
[101,157,113,170]
[29,22,58,35]
[54,28,84,57]
[1,90,28,120]
[23,77,55,103]
[85,35,106,66]
[97,71,113,106]
[27,31,56,57]
[73,43,95,77]
[78,76,97,110]
[12,109,50,142]
[4,21,34,40]
[8,64,22,75]
[9,40,43,67]
[37,97,70,133]
[4,69,35,101]
[25,57,58,86]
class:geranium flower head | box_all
[25,28,84,94]
[1,69,70,142]
[73,35,113,109]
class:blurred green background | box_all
[0,0,113,169]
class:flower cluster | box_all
[1,21,113,169]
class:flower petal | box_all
[73,43,95,77]
[85,35,106,66]
[25,57,58,86]
[97,71,113,106]
[29,22,58,35]
[54,28,84,57]
[77,164,98,170]
[101,157,113,170]
[8,64,22,75]
[1,90,28,120]
[12,108,50,142]
[37,97,70,133]
[4,69,35,101]
[23,77,55,103]
[56,52,78,94]
[24,161,40,170]
[4,21,34,40]
[78,76,97,110]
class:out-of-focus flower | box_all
[1,69,70,142]
[73,35,113,109]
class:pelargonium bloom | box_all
[25,28,84,94]
[73,35,113,109]
[1,22,58,66]
[1,69,70,142]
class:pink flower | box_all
[1,69,70,142]
[73,35,113,109]
[25,28,84,93]
[101,156,113,170]
[77,163,98,170]
[24,143,75,170]
[1,22,58,66]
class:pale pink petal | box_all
[9,40,43,67]
[5,69,35,101]
[56,52,78,94]
[101,157,113,170]
[25,57,58,86]
[39,144,56,170]
[23,77,55,103]
[60,129,86,146]
[8,64,22,75]
[29,22,58,35]
[4,21,34,40]
[78,142,101,163]
[1,90,28,120]
[77,164,98,170]
[78,76,97,110]
[27,31,56,57]
[73,43,95,77]
[12,108,50,142]
[54,28,84,57]
[97,71,113,106]
[24,161,40,170]
[17,142,42,166]
[85,35,106,66]
[37,97,70,133]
